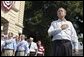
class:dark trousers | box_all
[52,39,72,56]
[29,52,36,56]
[37,54,43,56]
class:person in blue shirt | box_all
[2,32,17,56]
[16,34,30,56]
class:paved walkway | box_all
[72,49,83,56]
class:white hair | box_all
[30,37,34,41]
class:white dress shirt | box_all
[48,19,78,49]
[1,39,5,51]
[1,40,5,46]
[30,42,38,52]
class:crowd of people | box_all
[1,32,45,56]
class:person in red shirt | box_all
[37,40,45,56]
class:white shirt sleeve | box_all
[70,22,78,49]
[48,22,62,37]
[34,43,38,50]
[1,40,5,46]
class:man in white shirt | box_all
[48,7,78,56]
[29,37,38,56]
